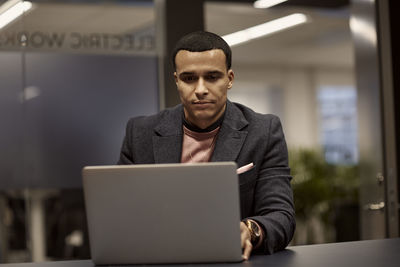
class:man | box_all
[118,31,295,260]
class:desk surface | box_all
[2,238,400,267]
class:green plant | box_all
[289,148,359,243]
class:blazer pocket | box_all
[238,166,257,192]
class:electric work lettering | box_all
[0,31,155,52]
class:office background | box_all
[0,0,398,263]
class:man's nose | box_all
[194,78,208,95]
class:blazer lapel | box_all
[152,105,183,163]
[211,101,248,162]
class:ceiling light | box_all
[254,0,288,9]
[0,0,33,30]
[222,13,308,47]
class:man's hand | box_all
[240,221,252,260]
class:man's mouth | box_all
[193,100,214,104]
[191,101,214,109]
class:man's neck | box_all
[183,112,225,133]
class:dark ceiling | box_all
[207,0,349,8]
[23,0,350,9]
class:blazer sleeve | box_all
[247,115,295,254]
[118,118,135,164]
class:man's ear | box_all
[174,72,178,84]
[227,69,234,89]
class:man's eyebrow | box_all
[179,72,195,76]
[178,70,224,77]
[206,71,223,75]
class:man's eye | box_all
[205,75,218,81]
[205,74,221,81]
[182,76,196,82]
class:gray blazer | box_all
[118,100,295,254]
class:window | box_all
[318,86,358,165]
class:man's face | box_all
[174,49,234,129]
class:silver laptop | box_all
[82,162,243,265]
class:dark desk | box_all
[2,238,400,267]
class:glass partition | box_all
[0,0,157,262]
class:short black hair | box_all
[172,31,232,71]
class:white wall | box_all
[228,64,355,149]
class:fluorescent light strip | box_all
[222,13,308,47]
[254,0,288,9]
[0,1,32,30]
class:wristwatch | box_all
[244,219,261,246]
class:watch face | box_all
[245,220,261,246]
[250,221,261,236]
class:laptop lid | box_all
[82,162,243,265]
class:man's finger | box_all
[240,222,248,247]
[240,221,252,260]
[242,240,252,260]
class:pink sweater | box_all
[180,126,220,163]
